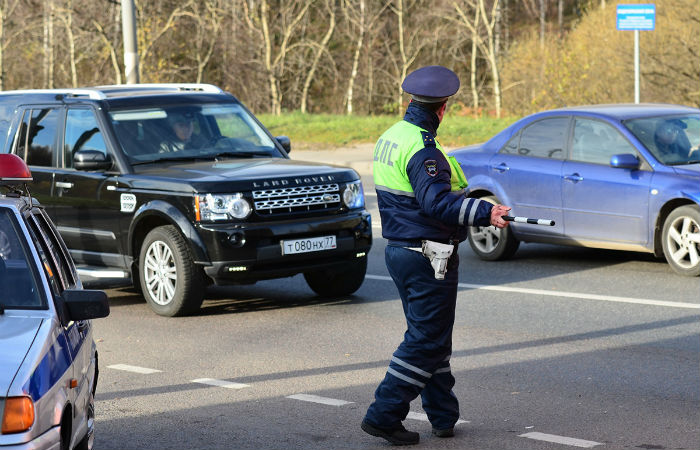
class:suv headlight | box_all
[342,180,365,209]
[195,193,252,221]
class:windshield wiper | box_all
[213,151,273,160]
[131,156,212,166]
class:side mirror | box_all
[610,153,640,169]
[73,150,112,171]
[62,289,110,321]
[275,135,291,154]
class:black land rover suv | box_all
[0,84,372,316]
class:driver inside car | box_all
[654,119,692,163]
[159,110,208,153]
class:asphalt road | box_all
[91,147,699,450]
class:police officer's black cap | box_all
[401,65,460,103]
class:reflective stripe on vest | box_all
[372,120,467,195]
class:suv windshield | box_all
[109,103,283,164]
[0,208,44,309]
[624,114,700,165]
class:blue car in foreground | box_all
[0,154,109,450]
[450,104,700,276]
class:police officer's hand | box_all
[490,204,511,228]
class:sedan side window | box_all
[64,108,107,168]
[572,119,637,165]
[516,118,569,159]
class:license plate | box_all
[281,236,337,255]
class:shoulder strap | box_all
[420,130,436,148]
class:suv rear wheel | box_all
[139,226,205,316]
[467,195,520,261]
[304,255,367,297]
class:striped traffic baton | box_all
[502,215,555,226]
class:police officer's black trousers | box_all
[364,244,460,431]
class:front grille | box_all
[253,184,340,215]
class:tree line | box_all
[1,0,697,117]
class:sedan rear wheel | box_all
[662,205,700,277]
[467,195,519,261]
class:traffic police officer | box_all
[361,65,510,445]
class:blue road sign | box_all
[617,4,656,30]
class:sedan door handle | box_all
[55,181,74,189]
[563,173,584,182]
[492,163,510,173]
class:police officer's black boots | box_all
[431,427,455,438]
[361,420,420,445]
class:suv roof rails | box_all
[92,83,226,95]
[0,83,226,100]
[0,88,106,100]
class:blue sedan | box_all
[449,104,700,276]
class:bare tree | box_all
[243,0,311,115]
[0,0,20,90]
[135,0,189,82]
[300,0,335,113]
[93,19,122,85]
[43,0,55,88]
[453,0,503,117]
[179,0,224,83]
[55,0,77,87]
[341,0,390,114]
[392,0,426,112]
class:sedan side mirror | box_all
[610,153,640,169]
[62,289,110,321]
[275,135,291,154]
[73,150,113,171]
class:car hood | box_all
[672,164,700,176]
[129,158,359,192]
[0,316,43,392]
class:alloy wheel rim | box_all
[144,240,177,305]
[470,225,502,253]
[666,216,700,269]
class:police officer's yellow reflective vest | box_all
[372,120,468,194]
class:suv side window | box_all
[14,108,61,167]
[64,108,107,168]
[516,117,570,159]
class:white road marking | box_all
[286,394,353,406]
[519,431,603,448]
[405,411,469,425]
[107,364,161,374]
[192,378,250,390]
[365,274,700,309]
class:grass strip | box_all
[258,112,518,150]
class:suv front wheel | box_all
[139,226,205,316]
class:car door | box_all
[52,107,126,268]
[488,116,569,237]
[26,208,92,433]
[562,117,652,244]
